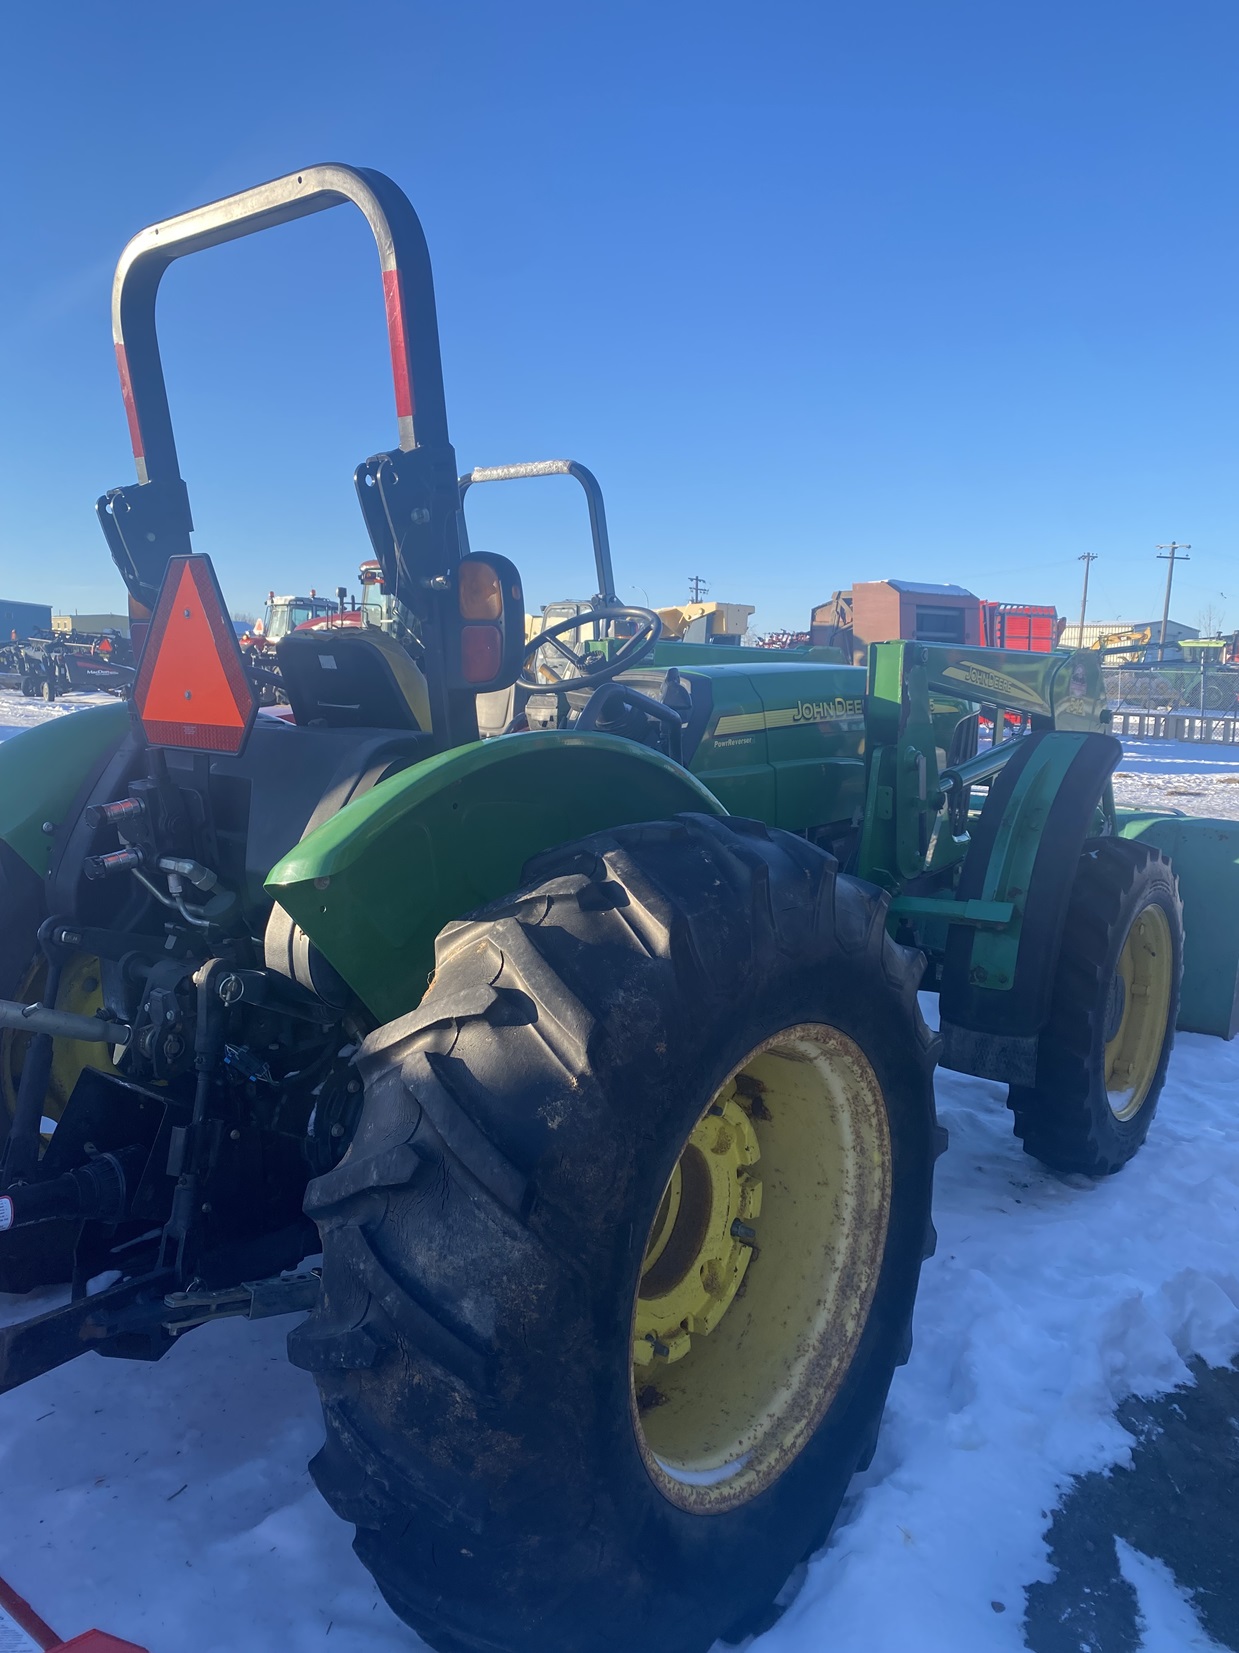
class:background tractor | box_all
[1,165,1237,1653]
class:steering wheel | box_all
[518,604,662,690]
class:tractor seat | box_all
[277,626,432,731]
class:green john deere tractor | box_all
[2,165,1237,1653]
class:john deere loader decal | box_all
[939,660,1051,713]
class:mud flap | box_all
[1116,811,1239,1040]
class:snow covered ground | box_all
[1112,738,1239,822]
[2,690,1238,1653]
[0,685,118,739]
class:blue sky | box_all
[1,1,1236,634]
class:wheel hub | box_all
[633,1096,761,1367]
[1104,904,1173,1119]
[629,1024,894,1514]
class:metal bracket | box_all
[888,895,1015,930]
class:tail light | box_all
[453,554,524,692]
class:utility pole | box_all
[1077,552,1097,648]
[688,575,710,604]
[1155,542,1191,661]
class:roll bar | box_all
[97,164,452,609]
[458,460,618,604]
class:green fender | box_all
[266,730,728,1022]
[0,703,131,875]
[938,729,1121,1083]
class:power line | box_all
[688,575,710,603]
[1077,552,1097,645]
[1155,542,1191,661]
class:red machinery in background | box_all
[980,600,1064,652]
[811,581,1062,662]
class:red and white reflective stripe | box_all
[382,267,416,434]
[0,1196,12,1232]
[114,342,144,466]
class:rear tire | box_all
[1008,838,1182,1176]
[293,814,943,1653]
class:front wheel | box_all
[1008,837,1183,1175]
[293,815,942,1653]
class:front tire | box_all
[1008,837,1182,1176]
[293,815,942,1653]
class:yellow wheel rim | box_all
[1104,904,1173,1121]
[1,953,117,1141]
[630,1024,892,1512]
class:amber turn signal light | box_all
[458,560,504,621]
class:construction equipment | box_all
[1092,625,1154,661]
[654,598,754,643]
[1096,632,1239,715]
[1,165,1236,1653]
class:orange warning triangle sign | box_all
[133,556,256,755]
